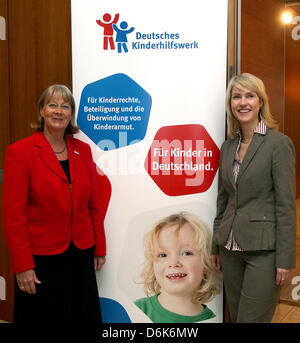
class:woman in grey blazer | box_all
[211,73,296,323]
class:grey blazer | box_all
[212,128,296,269]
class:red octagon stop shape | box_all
[144,124,220,196]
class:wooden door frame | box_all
[224,0,238,323]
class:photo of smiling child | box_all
[134,212,221,323]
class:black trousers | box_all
[14,241,102,323]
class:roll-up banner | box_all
[72,0,227,323]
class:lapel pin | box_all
[74,150,80,155]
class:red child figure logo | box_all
[96,13,119,50]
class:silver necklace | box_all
[54,142,67,154]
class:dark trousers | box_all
[14,242,102,323]
[220,246,281,323]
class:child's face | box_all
[153,223,204,299]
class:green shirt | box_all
[134,294,216,323]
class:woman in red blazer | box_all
[3,85,106,323]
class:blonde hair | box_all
[226,73,278,138]
[140,212,221,304]
[31,84,79,134]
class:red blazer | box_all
[3,132,106,274]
